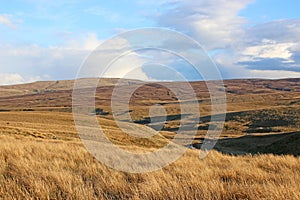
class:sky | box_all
[0,0,300,84]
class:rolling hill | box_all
[0,78,299,199]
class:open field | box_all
[0,78,299,199]
[1,134,299,199]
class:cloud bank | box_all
[0,1,300,85]
[154,0,300,79]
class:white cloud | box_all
[244,19,300,44]
[231,20,300,74]
[56,33,102,51]
[0,73,40,85]
[247,70,300,79]
[0,73,23,85]
[103,52,149,80]
[0,14,16,29]
[0,32,152,83]
[1,2,300,83]
[75,35,152,80]
[240,40,295,62]
[209,19,300,78]
[0,33,101,84]
[152,2,300,79]
[156,0,253,50]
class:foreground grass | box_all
[0,135,299,199]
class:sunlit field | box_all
[0,79,299,199]
[1,114,299,199]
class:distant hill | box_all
[0,78,299,112]
[0,77,299,156]
[0,78,143,98]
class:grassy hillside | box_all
[0,78,299,199]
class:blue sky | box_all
[0,0,300,84]
[239,0,300,22]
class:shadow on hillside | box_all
[192,132,300,156]
[133,114,192,125]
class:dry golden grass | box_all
[0,112,77,141]
[0,111,299,199]
[0,135,299,199]
[0,111,169,150]
[0,78,300,199]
